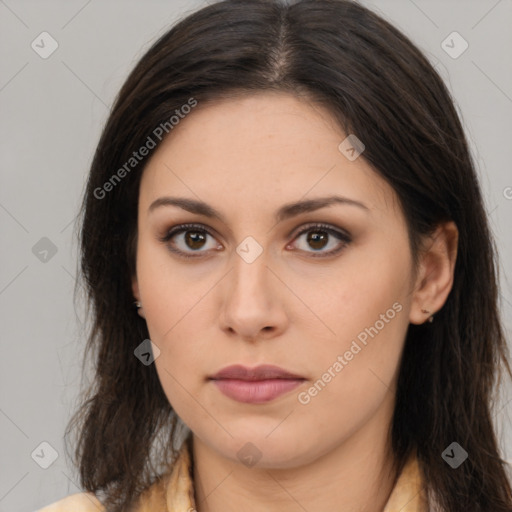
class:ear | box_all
[132,275,146,319]
[409,221,458,325]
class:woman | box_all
[40,0,512,511]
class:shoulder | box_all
[37,492,104,512]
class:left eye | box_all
[159,223,351,258]
[290,223,351,257]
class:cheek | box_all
[136,238,208,337]
[135,244,208,402]
[294,236,411,349]
[294,297,408,449]
[297,241,411,404]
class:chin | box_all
[207,427,323,470]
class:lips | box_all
[209,364,306,403]
[209,364,305,381]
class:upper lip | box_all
[209,364,305,381]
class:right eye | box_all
[159,223,223,258]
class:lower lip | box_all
[212,378,304,403]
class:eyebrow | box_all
[148,195,369,222]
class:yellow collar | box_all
[142,436,428,512]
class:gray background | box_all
[1,1,511,510]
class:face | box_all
[132,92,417,468]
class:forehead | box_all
[139,92,400,218]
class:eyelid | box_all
[290,221,351,241]
[158,223,219,243]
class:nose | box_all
[218,248,289,342]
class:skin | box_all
[132,91,458,512]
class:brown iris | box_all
[307,230,329,250]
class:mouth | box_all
[208,364,306,404]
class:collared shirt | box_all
[39,436,429,512]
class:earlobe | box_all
[135,302,146,319]
[132,276,146,319]
[409,221,458,325]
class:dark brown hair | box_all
[66,0,512,510]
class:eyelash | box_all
[158,222,352,259]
